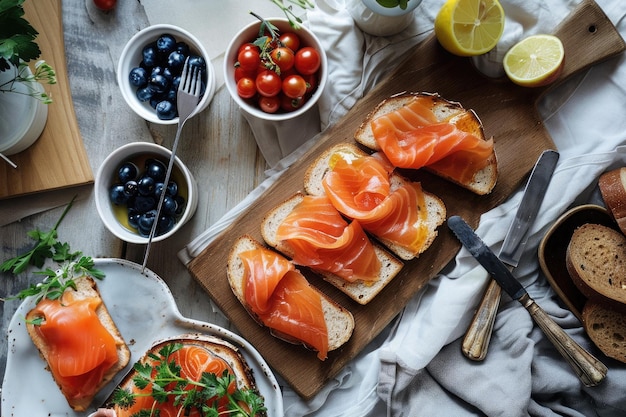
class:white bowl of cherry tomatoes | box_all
[224,17,327,121]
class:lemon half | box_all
[434,0,505,57]
[503,34,565,87]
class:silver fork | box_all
[141,58,202,272]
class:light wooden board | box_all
[187,0,625,400]
[0,0,93,199]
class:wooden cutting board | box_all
[187,0,625,400]
[0,0,93,199]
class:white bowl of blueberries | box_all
[117,24,216,124]
[95,142,198,244]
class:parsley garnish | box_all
[110,343,267,417]
[0,0,41,70]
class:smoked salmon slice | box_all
[27,293,119,403]
[114,344,237,417]
[275,194,381,282]
[322,151,430,254]
[239,248,329,360]
[370,95,494,181]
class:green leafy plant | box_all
[0,0,56,103]
[1,197,104,304]
[110,342,267,417]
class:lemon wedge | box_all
[503,34,565,87]
[434,0,505,57]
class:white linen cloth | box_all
[179,0,626,415]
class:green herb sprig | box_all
[268,0,313,29]
[110,343,267,417]
[1,197,104,303]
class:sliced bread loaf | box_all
[566,223,626,311]
[599,167,626,235]
[582,300,626,364]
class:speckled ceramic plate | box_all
[538,204,619,320]
[1,258,283,417]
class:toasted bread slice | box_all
[109,333,263,415]
[26,276,130,412]
[582,300,626,364]
[304,142,446,260]
[261,192,404,305]
[353,92,497,195]
[227,235,355,356]
[566,223,626,312]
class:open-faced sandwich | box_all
[25,275,130,412]
[107,333,267,417]
[227,235,355,360]
[354,92,498,195]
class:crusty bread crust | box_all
[566,223,626,312]
[227,235,355,354]
[353,92,497,195]
[599,167,626,235]
[261,192,404,305]
[582,300,626,364]
[303,142,446,260]
[25,276,131,412]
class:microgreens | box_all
[110,342,267,417]
[0,197,104,304]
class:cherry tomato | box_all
[238,43,257,54]
[302,73,318,96]
[279,32,301,52]
[282,74,307,99]
[93,0,116,10]
[238,48,261,73]
[234,66,255,83]
[236,77,256,99]
[255,70,282,97]
[294,47,321,75]
[280,94,305,112]
[258,95,281,114]
[270,47,295,73]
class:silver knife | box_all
[463,150,559,360]
[448,215,607,387]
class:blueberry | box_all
[110,184,128,205]
[161,195,178,215]
[138,210,157,236]
[128,210,141,228]
[156,100,176,120]
[136,85,154,102]
[187,55,206,72]
[175,41,190,56]
[157,215,175,234]
[175,195,186,215]
[149,74,170,94]
[171,76,181,91]
[137,175,155,196]
[163,89,177,104]
[166,181,178,196]
[134,195,156,212]
[118,161,139,183]
[150,93,166,109]
[142,45,159,68]
[167,51,186,75]
[123,180,138,197]
[151,66,173,81]
[156,34,177,57]
[129,67,148,88]
[145,159,167,182]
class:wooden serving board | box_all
[0,0,93,199]
[187,0,625,399]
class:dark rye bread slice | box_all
[227,235,355,355]
[582,300,626,364]
[566,223,626,312]
[261,192,404,305]
[599,167,626,235]
[110,333,265,415]
[353,92,497,195]
[26,276,131,412]
[304,142,446,261]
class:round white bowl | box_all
[95,142,198,244]
[117,24,216,125]
[223,18,327,123]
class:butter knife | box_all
[463,149,559,360]
[448,215,607,387]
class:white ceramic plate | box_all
[1,258,283,416]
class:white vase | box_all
[348,0,424,36]
[0,63,48,156]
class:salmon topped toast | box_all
[227,235,355,360]
[262,192,403,305]
[354,92,498,195]
[304,143,446,261]
[26,276,130,412]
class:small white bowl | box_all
[95,142,198,244]
[223,18,327,123]
[117,24,216,125]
